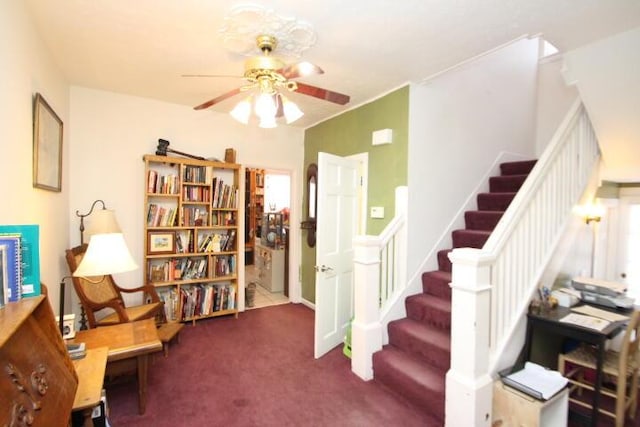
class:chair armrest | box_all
[99,299,131,323]
[114,284,161,303]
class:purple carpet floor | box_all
[106,303,440,426]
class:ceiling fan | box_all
[187,35,350,115]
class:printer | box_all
[571,276,635,309]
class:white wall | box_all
[69,87,304,313]
[0,0,70,315]
[563,26,640,182]
[406,37,539,281]
[534,55,579,156]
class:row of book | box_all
[0,225,41,307]
[157,288,179,321]
[148,206,238,229]
[148,254,236,283]
[146,204,177,227]
[182,185,210,203]
[197,230,236,253]
[212,255,236,277]
[175,230,193,253]
[211,211,236,226]
[212,178,238,209]
[157,283,236,322]
[181,207,209,226]
[147,170,179,194]
[148,257,209,282]
[183,165,211,184]
[180,283,236,320]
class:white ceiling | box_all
[23,0,640,128]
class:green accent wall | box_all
[301,86,409,303]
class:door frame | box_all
[242,164,301,306]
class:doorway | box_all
[616,189,640,303]
[245,168,291,309]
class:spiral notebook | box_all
[0,236,22,302]
[0,225,40,298]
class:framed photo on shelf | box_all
[147,231,175,255]
[33,93,63,192]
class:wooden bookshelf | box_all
[244,168,264,264]
[143,154,243,324]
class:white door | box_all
[617,196,640,302]
[314,152,360,358]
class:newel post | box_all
[445,248,494,427]
[351,235,383,380]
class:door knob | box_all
[315,265,334,273]
[621,272,627,279]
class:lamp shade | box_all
[281,95,304,124]
[74,233,138,277]
[84,209,122,237]
[230,97,252,124]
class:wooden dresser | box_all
[0,295,78,427]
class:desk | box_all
[524,305,628,426]
[72,347,108,427]
[70,319,162,415]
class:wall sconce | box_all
[300,163,318,247]
[577,203,605,225]
[59,200,137,336]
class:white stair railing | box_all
[351,186,408,380]
[445,100,600,427]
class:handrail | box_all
[445,100,600,426]
[351,186,408,380]
[482,100,600,372]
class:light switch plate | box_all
[370,206,384,218]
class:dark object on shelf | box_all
[156,139,205,160]
[262,213,284,248]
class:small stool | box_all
[157,322,184,357]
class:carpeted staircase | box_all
[372,159,537,422]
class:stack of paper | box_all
[502,362,568,400]
[560,313,610,331]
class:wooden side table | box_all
[70,319,162,414]
[72,347,108,427]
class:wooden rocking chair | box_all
[65,244,163,329]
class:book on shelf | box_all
[0,224,40,298]
[0,236,22,302]
[0,245,8,306]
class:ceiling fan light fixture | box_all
[230,96,252,124]
[281,95,304,124]
[255,92,277,121]
[259,116,277,129]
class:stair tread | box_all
[452,229,492,236]
[422,270,452,281]
[465,210,505,216]
[500,159,537,175]
[374,346,446,389]
[490,173,529,180]
[406,293,451,313]
[390,318,451,351]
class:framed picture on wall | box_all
[33,93,63,192]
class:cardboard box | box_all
[224,148,236,163]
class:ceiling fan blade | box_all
[194,87,243,110]
[279,61,324,80]
[294,82,350,105]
